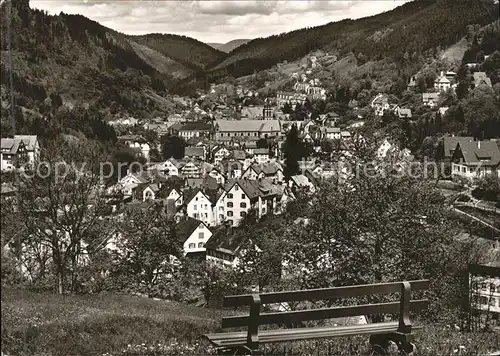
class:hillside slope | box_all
[130,33,226,71]
[0,0,178,118]
[217,39,251,53]
[206,0,498,79]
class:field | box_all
[2,288,499,356]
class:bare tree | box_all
[18,136,117,294]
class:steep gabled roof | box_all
[454,140,500,166]
[176,217,206,243]
[443,136,474,158]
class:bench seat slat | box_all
[204,322,424,347]
[224,280,430,307]
[222,299,429,328]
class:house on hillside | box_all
[178,122,212,140]
[184,147,205,161]
[371,94,389,117]
[397,108,412,119]
[451,140,500,180]
[133,183,160,202]
[241,162,284,183]
[14,135,39,165]
[180,161,202,178]
[0,138,27,171]
[472,72,492,89]
[324,127,341,140]
[160,187,183,207]
[176,217,212,256]
[434,71,452,92]
[215,179,278,227]
[253,148,270,164]
[157,158,185,177]
[118,135,150,160]
[212,146,231,164]
[422,93,440,108]
[241,106,264,119]
[205,218,283,268]
[185,189,217,226]
[443,136,474,160]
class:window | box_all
[205,204,208,210]
[227,202,233,208]
[241,194,246,199]
[227,220,233,225]
[204,213,208,218]
[198,242,205,248]
[194,205,197,211]
[219,214,224,220]
[227,211,233,217]
[219,206,224,211]
[196,196,198,201]
[227,193,233,199]
[490,284,496,293]
[189,243,195,249]
[489,297,496,306]
[480,296,488,306]
[240,211,246,217]
[240,202,247,208]
[234,185,239,191]
[194,213,199,219]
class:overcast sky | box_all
[30,1,410,44]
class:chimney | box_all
[477,140,481,149]
[440,71,444,77]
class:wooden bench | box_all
[204,280,430,355]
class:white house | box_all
[324,127,341,140]
[451,140,500,181]
[177,217,213,255]
[158,158,184,177]
[14,135,39,165]
[165,187,183,207]
[185,190,216,226]
[253,148,270,164]
[434,71,451,92]
[213,146,231,164]
[118,135,151,161]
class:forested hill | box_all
[206,0,499,79]
[129,33,226,71]
[0,0,224,123]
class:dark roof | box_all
[185,176,219,191]
[179,122,211,131]
[176,217,205,242]
[206,217,284,254]
[223,179,276,200]
[454,140,500,166]
[443,136,474,158]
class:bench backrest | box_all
[222,280,430,343]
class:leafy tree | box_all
[283,124,301,180]
[111,202,182,298]
[463,86,500,139]
[472,175,500,202]
[281,159,469,323]
[160,134,186,159]
[256,138,269,149]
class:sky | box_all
[30,1,410,44]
